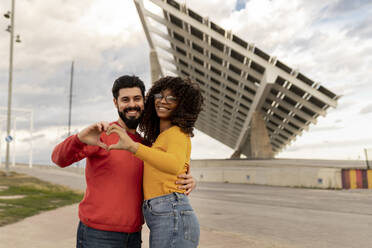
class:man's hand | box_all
[176,166,196,195]
[106,124,139,153]
[77,122,109,150]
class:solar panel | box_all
[134,0,339,157]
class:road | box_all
[10,165,372,248]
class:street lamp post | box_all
[4,0,21,176]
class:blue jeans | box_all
[143,193,200,248]
[76,221,142,248]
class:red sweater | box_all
[51,122,144,233]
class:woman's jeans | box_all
[76,221,141,248]
[143,192,200,248]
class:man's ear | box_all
[113,98,118,108]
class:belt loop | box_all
[174,192,182,201]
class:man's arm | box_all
[51,134,90,167]
[51,122,109,167]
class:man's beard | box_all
[118,106,143,130]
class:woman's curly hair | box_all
[139,76,204,144]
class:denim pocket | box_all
[148,201,174,216]
[181,210,200,244]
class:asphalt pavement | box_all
[1,164,372,248]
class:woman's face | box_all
[154,88,178,120]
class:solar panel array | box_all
[134,0,339,156]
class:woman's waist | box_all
[143,183,185,200]
[143,170,186,200]
[143,192,189,206]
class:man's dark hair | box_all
[140,76,204,144]
[112,75,146,99]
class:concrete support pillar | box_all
[249,111,274,159]
[230,150,241,159]
[231,111,274,159]
[150,49,162,83]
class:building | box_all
[134,0,339,159]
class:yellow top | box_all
[135,126,190,200]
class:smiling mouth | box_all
[126,110,139,116]
[156,105,170,112]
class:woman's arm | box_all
[135,134,187,175]
[106,124,188,175]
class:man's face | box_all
[114,87,144,129]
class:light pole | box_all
[4,0,21,176]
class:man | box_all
[51,75,196,248]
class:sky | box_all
[0,0,372,165]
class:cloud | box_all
[0,0,143,70]
[345,15,372,39]
[327,0,372,14]
[191,129,234,159]
[310,125,343,132]
[235,0,247,11]
[21,133,45,142]
[0,0,152,132]
[0,0,152,165]
[360,103,372,115]
[286,137,372,151]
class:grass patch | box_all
[0,170,83,227]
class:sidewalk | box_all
[0,203,253,248]
[0,204,79,248]
[0,203,152,248]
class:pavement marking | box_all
[0,195,25,200]
[0,186,9,191]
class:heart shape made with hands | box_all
[105,124,135,151]
[77,125,107,150]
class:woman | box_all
[106,76,204,248]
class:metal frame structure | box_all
[0,107,33,168]
[134,0,339,158]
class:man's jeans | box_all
[76,221,141,248]
[143,192,200,248]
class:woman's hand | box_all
[106,124,139,153]
[77,122,109,150]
